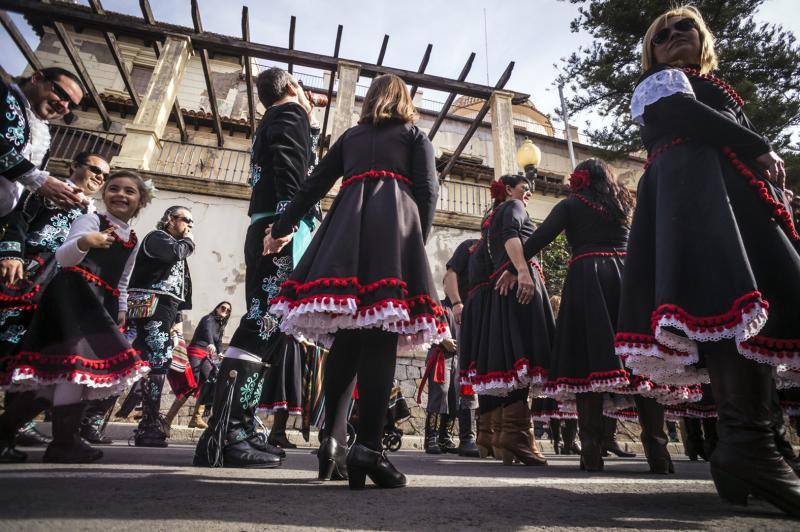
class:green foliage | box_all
[560,0,800,155]
[540,233,571,297]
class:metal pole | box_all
[558,83,576,170]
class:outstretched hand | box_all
[756,151,786,189]
[263,224,293,255]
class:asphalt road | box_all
[0,442,797,531]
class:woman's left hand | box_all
[117,312,126,329]
[756,151,786,189]
[263,224,293,255]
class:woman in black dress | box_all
[616,6,799,515]
[264,74,444,489]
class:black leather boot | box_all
[80,396,117,445]
[682,417,706,461]
[135,375,168,448]
[347,442,407,490]
[424,413,441,454]
[702,417,718,459]
[549,418,562,455]
[193,357,280,468]
[771,390,800,474]
[576,393,604,471]
[438,413,458,454]
[318,436,348,480]
[15,421,51,447]
[704,340,800,517]
[43,403,103,463]
[115,381,142,419]
[601,417,635,457]
[268,409,297,449]
[562,418,582,455]
[635,395,673,474]
[457,408,480,457]
[0,393,50,463]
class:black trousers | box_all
[323,328,398,450]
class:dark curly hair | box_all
[572,159,634,225]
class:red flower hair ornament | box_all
[569,169,591,191]
[490,180,508,201]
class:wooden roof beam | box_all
[376,34,389,66]
[428,52,475,141]
[318,24,342,156]
[0,0,529,103]
[88,0,140,110]
[191,0,223,147]
[287,15,296,74]
[409,43,432,99]
[139,0,187,142]
[438,61,515,182]
[0,10,42,70]
[242,6,256,138]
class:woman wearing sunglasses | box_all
[126,206,195,448]
[616,6,799,516]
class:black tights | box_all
[324,328,398,450]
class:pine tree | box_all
[560,0,800,163]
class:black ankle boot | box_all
[682,417,706,461]
[193,357,280,468]
[438,413,458,454]
[80,396,117,445]
[457,408,480,457]
[705,342,800,517]
[424,413,441,454]
[771,390,800,474]
[562,418,582,455]
[135,375,167,448]
[318,436,348,480]
[1,393,51,463]
[347,443,406,490]
[635,396,673,474]
[602,417,635,458]
[576,393,604,471]
[267,410,297,450]
[549,418,563,455]
[43,403,103,463]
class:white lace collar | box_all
[630,68,695,126]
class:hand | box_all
[756,151,786,189]
[515,270,535,305]
[208,345,217,356]
[181,226,194,240]
[263,224,293,255]
[0,259,24,285]
[452,302,464,324]
[38,176,87,209]
[441,337,458,353]
[78,226,116,251]
[495,271,518,297]
[117,311,126,329]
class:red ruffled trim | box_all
[682,68,745,108]
[340,169,412,188]
[614,332,691,357]
[722,147,799,241]
[469,358,548,386]
[0,303,37,312]
[0,283,40,303]
[741,335,800,360]
[644,137,687,170]
[8,348,142,370]
[544,369,631,389]
[64,266,121,297]
[2,360,149,386]
[568,250,626,267]
[258,401,303,414]
[98,214,138,249]
[281,276,408,296]
[650,291,765,333]
[571,193,607,216]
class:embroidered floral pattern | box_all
[0,308,22,327]
[250,162,263,188]
[144,320,172,369]
[0,324,25,344]
[27,209,82,252]
[4,92,26,147]
[239,372,264,409]
[152,260,185,299]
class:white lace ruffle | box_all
[630,68,695,125]
[7,364,150,401]
[273,298,450,353]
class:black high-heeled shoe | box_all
[317,436,348,481]
[346,443,406,490]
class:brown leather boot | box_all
[489,407,505,461]
[163,396,189,438]
[498,401,548,466]
[188,404,208,429]
[475,410,494,458]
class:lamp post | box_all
[517,138,541,182]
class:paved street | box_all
[0,441,797,531]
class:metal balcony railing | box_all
[437,180,492,217]
[48,125,125,161]
[153,140,251,185]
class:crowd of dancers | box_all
[0,4,798,518]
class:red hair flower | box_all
[490,180,508,202]
[569,169,590,191]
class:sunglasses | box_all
[173,215,194,225]
[652,17,697,46]
[44,75,80,111]
[81,163,108,179]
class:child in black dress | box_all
[0,170,152,463]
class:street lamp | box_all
[517,138,541,181]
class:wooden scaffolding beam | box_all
[88,0,140,110]
[428,52,475,141]
[318,24,342,155]
[191,0,224,147]
[241,6,256,138]
[0,10,42,70]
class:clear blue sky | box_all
[1,0,797,142]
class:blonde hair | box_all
[641,5,718,74]
[359,74,418,126]
[549,295,561,315]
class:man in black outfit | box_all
[194,68,313,468]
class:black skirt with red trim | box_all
[270,173,448,351]
[0,268,149,399]
[258,335,304,415]
[458,281,491,388]
[616,139,800,392]
[531,397,577,421]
